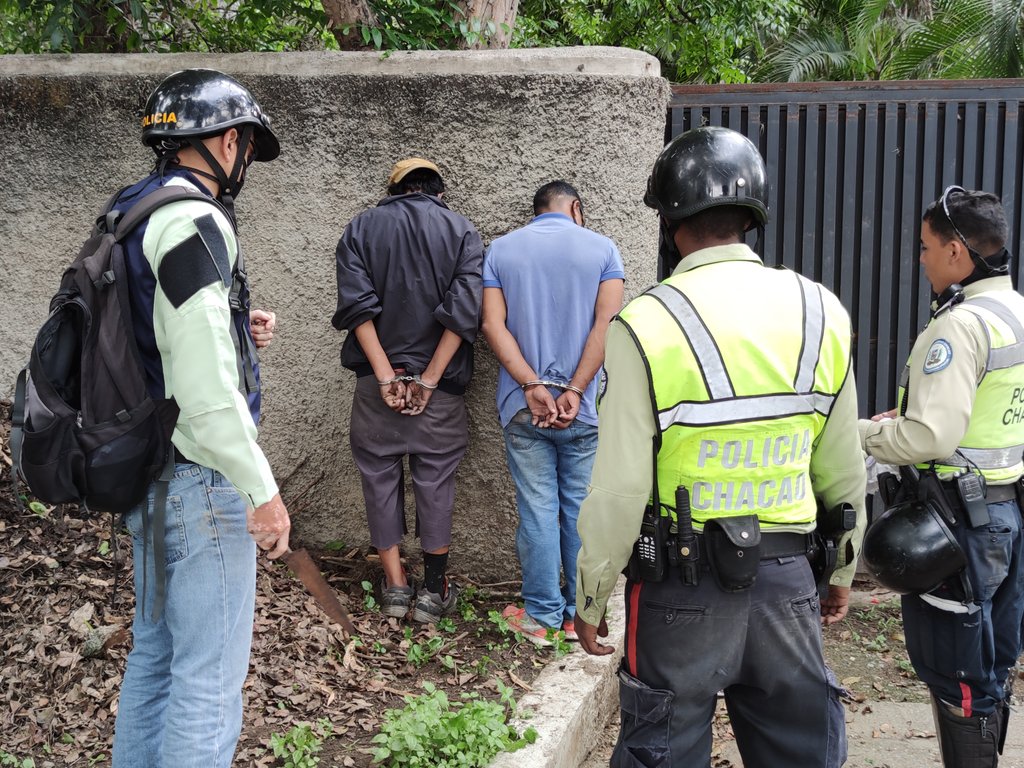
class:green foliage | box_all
[886,0,1024,79]
[0,751,35,768]
[349,0,503,51]
[513,0,801,82]
[269,719,333,768]
[361,580,379,611]
[28,500,49,517]
[547,628,572,658]
[371,681,536,767]
[0,0,339,53]
[405,635,446,668]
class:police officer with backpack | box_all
[574,126,867,766]
[108,69,291,768]
[860,188,1024,766]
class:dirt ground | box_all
[0,401,559,768]
[3,392,1020,768]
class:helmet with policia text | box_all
[141,69,280,162]
[861,498,967,595]
[644,126,769,226]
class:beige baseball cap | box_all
[388,157,441,186]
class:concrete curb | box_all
[491,577,626,768]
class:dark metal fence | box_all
[669,81,1024,417]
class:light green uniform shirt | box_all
[143,177,278,508]
[575,245,867,626]
[858,276,1019,478]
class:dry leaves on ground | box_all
[0,402,561,767]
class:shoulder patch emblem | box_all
[923,339,953,374]
[597,368,609,405]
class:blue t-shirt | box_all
[483,212,625,427]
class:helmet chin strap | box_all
[658,216,683,281]
[178,125,257,223]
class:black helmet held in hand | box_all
[644,126,768,226]
[141,68,280,161]
[862,498,967,595]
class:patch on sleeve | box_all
[158,229,225,309]
[597,368,609,406]
[193,213,231,286]
[923,339,953,374]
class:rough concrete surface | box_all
[526,585,1024,768]
[0,50,669,580]
[493,576,625,768]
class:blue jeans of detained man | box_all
[503,409,598,629]
[112,464,256,768]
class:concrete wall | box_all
[0,49,668,579]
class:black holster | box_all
[809,502,856,599]
[703,515,761,592]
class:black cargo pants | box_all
[612,556,847,768]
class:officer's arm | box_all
[576,322,653,628]
[809,370,867,589]
[859,314,985,466]
[147,202,278,509]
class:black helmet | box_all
[141,68,279,162]
[861,499,966,594]
[644,126,768,225]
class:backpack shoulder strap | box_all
[111,186,228,241]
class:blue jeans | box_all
[902,498,1024,715]
[503,409,598,628]
[112,464,256,768]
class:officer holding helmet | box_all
[110,69,290,767]
[860,187,1024,766]
[574,126,867,766]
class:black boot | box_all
[932,697,999,767]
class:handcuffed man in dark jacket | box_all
[332,158,483,624]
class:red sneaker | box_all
[562,620,579,642]
[502,605,553,647]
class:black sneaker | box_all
[380,579,414,619]
[412,581,459,624]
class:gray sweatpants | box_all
[349,375,468,552]
[613,556,847,768]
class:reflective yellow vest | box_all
[617,259,852,529]
[899,292,1024,484]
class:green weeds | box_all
[371,681,536,767]
[269,719,333,768]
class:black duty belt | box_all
[172,446,191,464]
[758,531,813,559]
[694,530,811,560]
[940,479,1018,504]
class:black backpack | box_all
[10,185,219,515]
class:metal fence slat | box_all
[667,82,1024,418]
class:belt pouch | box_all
[704,514,761,592]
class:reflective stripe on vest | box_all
[902,293,1024,482]
[650,278,837,429]
[620,264,851,528]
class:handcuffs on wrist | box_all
[521,379,584,397]
[377,374,438,390]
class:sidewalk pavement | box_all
[491,579,1024,768]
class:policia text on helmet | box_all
[644,126,769,280]
[140,69,281,218]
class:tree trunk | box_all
[457,0,519,48]
[322,0,378,50]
